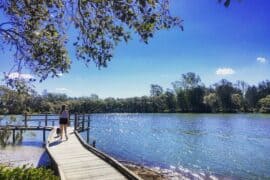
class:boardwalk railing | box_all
[0,113,91,144]
[23,113,59,127]
[0,126,53,143]
[0,113,59,144]
[74,113,91,143]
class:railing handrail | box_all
[1,113,91,133]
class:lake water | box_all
[0,115,53,167]
[1,113,270,179]
[79,113,270,179]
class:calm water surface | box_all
[0,115,53,167]
[79,113,270,179]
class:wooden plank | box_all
[65,169,121,179]
[64,166,116,175]
[91,175,127,180]
[56,155,99,161]
[62,163,108,171]
[52,154,92,159]
[59,160,106,169]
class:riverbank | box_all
[122,162,225,180]
[123,163,165,180]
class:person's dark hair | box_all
[61,105,66,113]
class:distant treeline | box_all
[0,72,270,114]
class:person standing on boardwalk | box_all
[59,105,69,140]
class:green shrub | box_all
[258,95,270,113]
[0,165,59,180]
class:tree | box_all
[235,80,249,96]
[186,86,205,112]
[203,93,219,112]
[245,86,258,111]
[231,93,243,112]
[175,89,188,112]
[257,80,270,100]
[258,95,270,113]
[90,94,99,101]
[150,84,163,96]
[164,89,177,112]
[172,72,203,112]
[214,79,240,112]
[0,0,182,86]
[0,0,233,90]
[151,95,166,112]
[173,72,202,90]
[0,85,32,114]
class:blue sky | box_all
[1,0,270,98]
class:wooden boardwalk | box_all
[46,127,141,180]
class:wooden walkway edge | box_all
[46,127,141,180]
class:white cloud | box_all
[8,72,33,80]
[257,57,267,64]
[55,88,69,92]
[216,68,235,76]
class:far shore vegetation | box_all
[1,72,270,115]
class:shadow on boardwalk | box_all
[48,140,62,147]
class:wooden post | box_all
[87,129,90,144]
[92,140,96,148]
[86,115,90,144]
[82,114,85,130]
[87,115,90,129]
[43,128,46,143]
[74,113,78,130]
[24,113,27,127]
[12,129,15,144]
[45,113,48,126]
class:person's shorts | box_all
[59,118,68,125]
